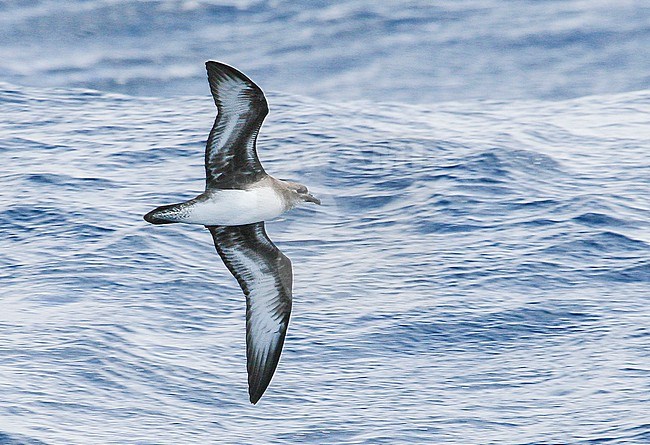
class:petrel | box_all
[144,61,320,404]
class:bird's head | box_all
[283,180,321,206]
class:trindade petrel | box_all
[144,61,320,404]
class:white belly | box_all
[182,187,287,226]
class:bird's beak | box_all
[303,194,321,205]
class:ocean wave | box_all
[0,83,648,443]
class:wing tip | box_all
[204,59,268,113]
[247,332,288,405]
[247,362,276,405]
[248,371,274,405]
[204,60,254,85]
[205,59,228,71]
[205,60,235,83]
[249,388,263,405]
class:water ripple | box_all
[0,83,648,443]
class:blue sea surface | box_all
[1,1,649,444]
[1,0,649,103]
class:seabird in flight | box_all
[144,61,320,404]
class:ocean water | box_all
[1,1,650,445]
[1,0,649,103]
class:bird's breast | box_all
[182,187,287,226]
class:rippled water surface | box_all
[1,84,649,444]
[1,1,650,444]
[2,0,649,103]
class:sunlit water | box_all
[1,0,650,444]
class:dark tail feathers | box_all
[143,204,179,225]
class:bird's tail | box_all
[143,204,182,225]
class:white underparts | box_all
[180,187,287,226]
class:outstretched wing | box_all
[204,61,268,189]
[207,222,292,404]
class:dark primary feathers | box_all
[207,222,292,404]
[204,61,269,189]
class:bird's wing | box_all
[207,222,292,404]
[204,61,268,189]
